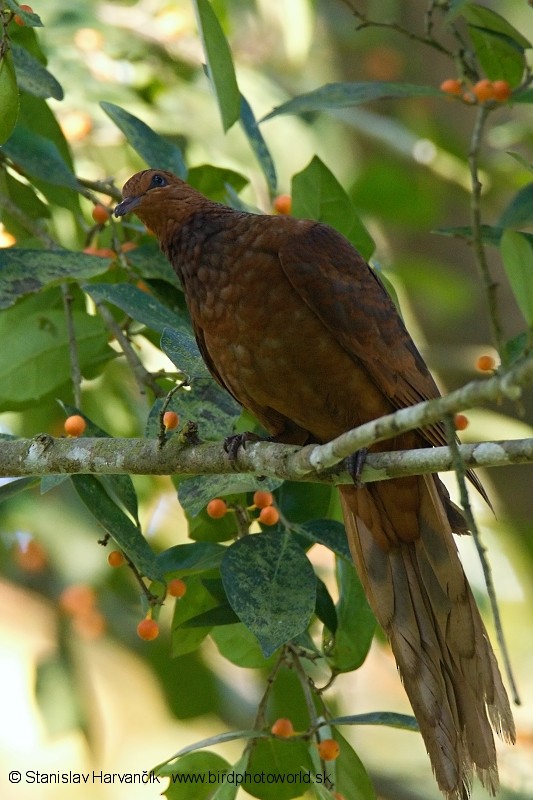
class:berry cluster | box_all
[207,490,280,526]
[440,77,512,104]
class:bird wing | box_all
[278,221,447,449]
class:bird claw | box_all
[223,431,261,461]
[345,448,369,488]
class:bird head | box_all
[114,169,195,237]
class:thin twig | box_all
[338,0,453,57]
[61,283,82,408]
[77,176,122,201]
[95,300,165,398]
[443,416,521,705]
[158,380,188,448]
[288,644,320,732]
[468,104,505,353]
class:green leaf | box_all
[161,327,210,379]
[498,183,533,228]
[462,4,530,88]
[278,481,338,525]
[193,0,241,132]
[0,309,112,411]
[500,230,533,327]
[59,402,140,524]
[210,753,249,800]
[467,26,525,87]
[315,577,337,633]
[5,0,43,26]
[296,519,352,561]
[179,474,280,519]
[11,44,63,100]
[502,331,529,367]
[182,604,239,627]
[328,711,418,732]
[123,244,180,285]
[156,542,226,576]
[462,4,531,49]
[211,622,277,668]
[154,730,264,774]
[434,224,533,249]
[161,751,231,800]
[40,475,69,493]
[100,102,187,179]
[170,574,220,656]
[187,164,248,201]
[292,156,374,260]
[243,738,315,800]
[1,125,79,190]
[329,729,376,800]
[0,476,39,504]
[185,498,241,543]
[0,249,110,310]
[172,379,242,442]
[221,531,316,657]
[262,82,442,121]
[324,558,375,672]
[3,171,50,237]
[70,475,160,580]
[86,283,185,332]
[0,50,19,145]
[240,94,277,194]
[2,124,79,191]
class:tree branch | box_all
[2,357,532,482]
[2,435,533,483]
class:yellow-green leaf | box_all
[0,50,20,145]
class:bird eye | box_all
[149,173,168,189]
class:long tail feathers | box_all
[340,477,515,800]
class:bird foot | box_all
[345,448,369,488]
[223,431,262,461]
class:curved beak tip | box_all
[114,196,140,218]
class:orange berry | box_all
[476,354,497,372]
[91,204,110,224]
[14,539,47,573]
[271,718,295,737]
[83,246,116,258]
[454,413,469,431]
[137,617,160,641]
[273,194,292,215]
[136,279,151,293]
[107,550,126,568]
[72,609,106,639]
[492,80,512,102]
[206,498,228,519]
[167,578,187,598]
[64,414,87,436]
[14,4,33,24]
[317,738,340,761]
[472,79,496,103]
[163,410,179,430]
[258,506,280,526]
[59,584,96,616]
[120,241,138,252]
[440,78,462,95]
[253,490,274,509]
[332,794,346,800]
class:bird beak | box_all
[114,195,141,217]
